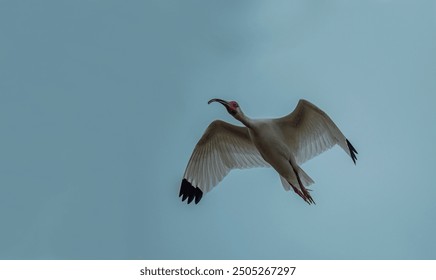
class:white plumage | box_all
[179,99,357,205]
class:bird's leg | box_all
[287,180,312,204]
[291,164,316,205]
[289,182,309,203]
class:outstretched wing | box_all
[276,99,358,165]
[180,120,269,204]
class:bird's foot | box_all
[290,183,315,205]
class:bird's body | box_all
[180,99,357,205]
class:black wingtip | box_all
[346,139,358,164]
[179,179,203,204]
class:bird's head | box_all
[208,98,240,117]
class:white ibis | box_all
[179,99,357,205]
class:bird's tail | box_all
[280,168,314,189]
[295,166,314,186]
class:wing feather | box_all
[180,120,270,204]
[276,99,358,165]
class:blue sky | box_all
[1,0,435,259]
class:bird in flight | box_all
[179,98,357,205]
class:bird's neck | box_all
[235,112,254,128]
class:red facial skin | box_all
[228,101,239,111]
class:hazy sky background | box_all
[1,0,436,259]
